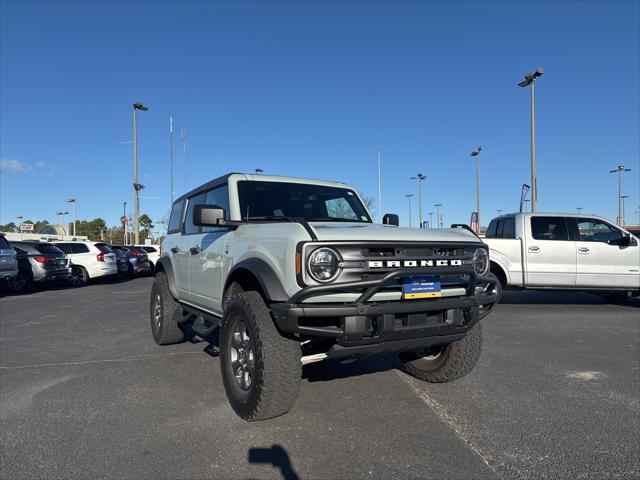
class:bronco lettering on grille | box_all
[368,259,463,268]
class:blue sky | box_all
[1,0,639,231]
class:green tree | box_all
[139,214,154,240]
[76,218,107,241]
[0,222,17,233]
[34,220,49,233]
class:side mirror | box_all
[608,234,633,246]
[382,213,399,226]
[193,205,225,226]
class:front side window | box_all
[576,219,622,243]
[0,236,10,249]
[531,217,569,241]
[202,186,230,233]
[184,192,207,235]
[237,181,371,223]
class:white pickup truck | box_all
[484,213,640,300]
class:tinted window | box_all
[502,217,515,238]
[485,220,498,238]
[202,186,230,233]
[184,192,207,235]
[95,243,112,253]
[14,246,27,255]
[168,199,185,233]
[142,246,158,253]
[71,243,90,254]
[37,244,64,255]
[55,243,72,254]
[531,217,569,241]
[0,236,10,249]
[237,181,371,222]
[576,219,622,243]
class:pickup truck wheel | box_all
[399,323,482,383]
[68,266,89,287]
[150,272,185,345]
[220,291,301,421]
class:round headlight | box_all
[307,248,341,283]
[472,248,489,276]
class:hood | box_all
[307,222,482,243]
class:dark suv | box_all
[7,241,71,293]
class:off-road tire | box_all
[68,266,89,288]
[150,272,185,345]
[399,323,482,383]
[220,291,301,421]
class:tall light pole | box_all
[255,168,263,174]
[428,212,434,229]
[621,195,629,226]
[609,165,631,225]
[434,203,442,229]
[56,211,69,236]
[16,215,23,239]
[66,198,76,236]
[497,209,503,216]
[470,146,482,229]
[377,148,382,223]
[405,194,414,228]
[410,174,427,228]
[524,199,530,212]
[518,67,543,213]
[123,201,128,245]
[169,115,174,203]
[133,102,149,245]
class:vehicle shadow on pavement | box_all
[500,290,640,307]
[302,355,396,382]
[247,444,300,480]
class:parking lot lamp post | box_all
[621,195,629,226]
[497,209,503,216]
[16,216,23,239]
[576,207,583,214]
[133,102,149,245]
[66,198,76,236]
[434,204,442,228]
[609,165,631,225]
[56,211,69,237]
[428,212,434,229]
[405,194,414,228]
[470,146,482,229]
[410,174,427,228]
[255,168,263,174]
[518,68,543,213]
[524,199,530,212]
[123,201,128,245]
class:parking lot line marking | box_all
[0,351,202,370]
[396,371,505,480]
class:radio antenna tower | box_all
[181,128,187,192]
[169,115,174,203]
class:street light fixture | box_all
[255,168,263,174]
[66,198,77,236]
[621,195,629,226]
[470,146,482,230]
[609,165,631,225]
[16,216,24,239]
[497,209,503,216]
[434,203,443,228]
[518,67,543,213]
[428,212,434,229]
[523,199,530,212]
[576,207,583,214]
[56,211,69,236]
[133,102,149,244]
[405,194,414,228]
[410,174,427,228]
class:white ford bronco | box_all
[151,173,500,421]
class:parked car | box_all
[485,213,640,301]
[133,244,160,271]
[6,241,71,292]
[53,241,117,287]
[108,245,131,278]
[125,246,152,276]
[0,233,18,281]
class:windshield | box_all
[237,181,372,223]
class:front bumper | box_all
[271,267,499,358]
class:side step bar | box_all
[180,304,221,338]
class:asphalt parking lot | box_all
[1,278,638,480]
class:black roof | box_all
[174,172,240,204]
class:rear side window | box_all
[168,199,185,233]
[531,217,569,241]
[142,246,157,253]
[485,220,498,238]
[0,236,10,249]
[55,243,72,254]
[95,243,112,253]
[37,244,64,254]
[71,243,90,254]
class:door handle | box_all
[528,246,540,253]
[170,246,179,254]
[190,246,201,255]
[578,247,590,254]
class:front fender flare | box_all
[156,257,179,299]
[227,258,289,302]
